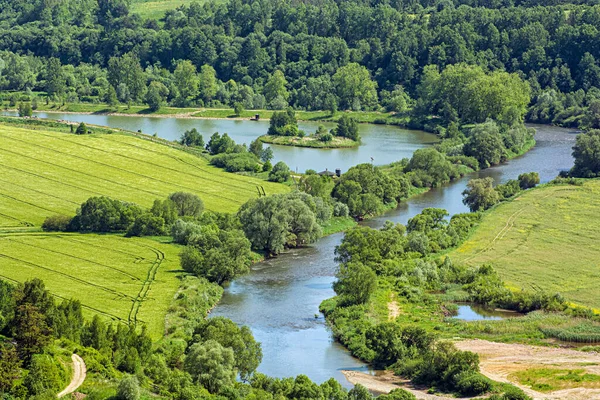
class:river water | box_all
[8,112,438,174]
[9,112,579,386]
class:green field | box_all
[0,124,287,229]
[0,232,181,338]
[448,181,600,310]
[131,0,212,19]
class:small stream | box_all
[6,111,580,386]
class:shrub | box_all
[518,172,540,189]
[210,152,259,172]
[454,372,493,396]
[268,161,291,183]
[495,179,521,199]
[320,132,333,142]
[333,202,349,217]
[18,102,32,117]
[41,214,72,232]
[75,122,88,135]
[117,375,141,400]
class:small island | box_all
[259,110,361,149]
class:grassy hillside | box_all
[448,181,600,310]
[0,124,287,229]
[131,0,210,19]
[0,232,181,338]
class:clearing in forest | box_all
[448,181,600,310]
[0,123,287,229]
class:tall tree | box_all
[199,65,218,104]
[107,53,146,102]
[45,58,66,96]
[333,63,378,111]
[173,60,199,105]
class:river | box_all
[8,112,579,386]
[5,111,438,174]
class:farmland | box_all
[0,121,287,338]
[0,232,181,338]
[131,0,214,20]
[0,123,288,229]
[448,180,600,310]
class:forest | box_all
[0,0,599,128]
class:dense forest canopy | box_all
[1,0,600,126]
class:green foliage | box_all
[233,102,244,116]
[406,148,461,188]
[462,177,499,212]
[205,132,236,155]
[168,192,204,218]
[23,353,67,396]
[464,121,507,169]
[184,340,236,394]
[179,222,252,284]
[0,343,21,393]
[378,388,416,400]
[41,214,72,232]
[210,152,259,172]
[75,196,143,232]
[571,130,600,177]
[268,161,291,183]
[334,115,360,141]
[518,172,540,189]
[417,64,530,126]
[267,110,298,136]
[18,101,32,117]
[333,164,404,219]
[117,375,141,400]
[333,63,378,111]
[238,193,323,255]
[145,81,169,111]
[334,262,377,305]
[75,122,88,135]
[193,317,262,380]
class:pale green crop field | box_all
[448,181,600,310]
[0,124,287,229]
[131,0,209,19]
[0,232,181,338]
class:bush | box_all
[18,102,32,117]
[210,152,259,172]
[41,214,72,232]
[333,202,349,217]
[454,372,493,396]
[117,375,141,400]
[320,132,333,142]
[495,179,521,199]
[518,172,540,189]
[268,161,291,183]
[75,122,88,135]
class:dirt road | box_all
[455,339,600,400]
[57,354,86,398]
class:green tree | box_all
[18,102,32,117]
[184,340,236,394]
[348,384,372,400]
[23,354,65,396]
[13,304,52,362]
[180,128,205,147]
[75,122,87,134]
[45,58,66,96]
[378,389,417,400]
[268,161,291,183]
[264,70,289,105]
[117,375,141,400]
[199,65,218,104]
[333,63,378,111]
[233,102,244,116]
[267,110,298,136]
[168,192,204,217]
[206,132,236,155]
[108,53,146,101]
[174,60,199,105]
[571,130,600,177]
[464,121,507,168]
[104,84,118,107]
[180,225,252,284]
[462,177,499,212]
[334,114,360,141]
[194,317,262,380]
[145,81,169,111]
[0,343,21,393]
[333,262,377,305]
[518,172,539,189]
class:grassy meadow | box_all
[0,124,288,229]
[130,0,206,20]
[0,121,288,337]
[448,181,600,310]
[0,232,181,338]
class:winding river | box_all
[9,112,579,387]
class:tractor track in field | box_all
[0,176,80,206]
[59,236,148,260]
[0,191,66,215]
[128,245,164,326]
[0,135,243,206]
[0,253,135,300]
[33,130,261,196]
[0,272,125,322]
[6,238,140,281]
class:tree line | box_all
[1,0,600,127]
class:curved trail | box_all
[57,354,86,398]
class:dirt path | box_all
[455,339,600,400]
[388,293,400,321]
[342,370,473,399]
[57,354,86,398]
